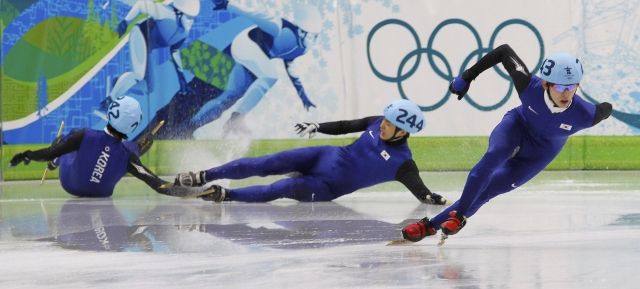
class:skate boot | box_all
[200,184,228,203]
[402,217,437,242]
[425,192,447,205]
[440,210,467,236]
[175,171,206,187]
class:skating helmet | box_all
[293,4,322,34]
[108,96,143,136]
[537,52,583,85]
[383,99,425,134]
[171,0,201,17]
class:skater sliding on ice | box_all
[9,96,215,199]
[401,44,613,245]
[175,99,447,205]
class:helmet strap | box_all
[385,127,408,144]
[106,124,127,140]
[545,87,560,107]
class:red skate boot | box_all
[402,217,437,242]
[440,210,467,235]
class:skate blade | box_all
[159,183,174,189]
[386,239,412,246]
[41,120,65,185]
[437,233,448,246]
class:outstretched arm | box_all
[127,155,202,197]
[395,160,447,205]
[462,44,532,93]
[9,129,85,166]
[318,116,381,135]
[450,44,532,98]
[294,116,380,138]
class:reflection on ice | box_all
[0,171,639,288]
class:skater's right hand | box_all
[295,122,319,139]
[448,76,470,100]
[9,151,32,167]
[116,20,128,37]
[175,171,206,187]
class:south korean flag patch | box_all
[380,150,390,161]
[559,123,573,131]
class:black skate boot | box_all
[200,185,228,203]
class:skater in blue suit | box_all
[9,96,212,198]
[176,99,447,205]
[401,44,613,243]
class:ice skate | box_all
[437,211,467,245]
[199,184,228,203]
[387,217,438,245]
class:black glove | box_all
[424,193,447,205]
[175,171,206,187]
[9,151,32,167]
[294,122,319,138]
[448,76,471,100]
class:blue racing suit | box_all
[17,128,197,198]
[203,116,439,202]
[429,44,613,227]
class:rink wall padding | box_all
[3,136,640,181]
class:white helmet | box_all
[537,52,583,85]
[383,99,425,134]
[108,96,142,136]
[293,4,322,34]
[171,0,201,17]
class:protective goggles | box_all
[550,83,578,93]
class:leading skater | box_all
[401,44,613,243]
[175,99,447,205]
[9,96,213,198]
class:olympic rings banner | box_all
[2,0,639,146]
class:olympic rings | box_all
[367,18,544,111]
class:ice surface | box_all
[1,171,639,289]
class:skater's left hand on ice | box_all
[9,151,32,167]
[295,122,319,138]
